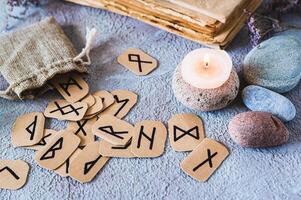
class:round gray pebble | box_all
[242,85,296,122]
[243,36,301,93]
[172,64,239,112]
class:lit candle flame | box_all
[204,54,210,69]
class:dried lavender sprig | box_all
[5,0,40,30]
[245,8,301,47]
[245,10,276,47]
[262,0,301,17]
[7,0,39,12]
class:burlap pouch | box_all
[0,17,90,100]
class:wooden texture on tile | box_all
[0,160,30,190]
[84,95,104,116]
[44,99,88,121]
[92,115,133,145]
[11,112,45,147]
[69,141,110,183]
[55,148,82,177]
[93,90,115,110]
[117,48,158,76]
[67,117,97,147]
[101,90,138,119]
[131,120,167,157]
[180,138,229,182]
[83,112,100,120]
[80,95,96,108]
[35,130,80,170]
[51,73,89,103]
[168,113,205,151]
[99,138,135,158]
[25,129,57,151]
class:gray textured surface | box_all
[1,1,301,200]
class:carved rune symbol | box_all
[26,115,38,140]
[0,166,20,180]
[65,157,71,174]
[59,77,83,97]
[192,149,218,172]
[84,155,102,175]
[113,95,129,117]
[36,133,52,146]
[128,54,153,73]
[173,126,200,142]
[50,101,83,116]
[40,137,64,160]
[98,126,128,139]
[75,120,88,136]
[111,139,132,150]
[137,126,156,150]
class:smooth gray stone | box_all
[172,64,239,112]
[242,85,296,122]
[243,36,301,93]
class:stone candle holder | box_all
[172,64,240,112]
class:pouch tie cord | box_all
[0,85,15,100]
[73,27,98,65]
[0,83,35,100]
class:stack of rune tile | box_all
[9,72,139,184]
[65,0,262,49]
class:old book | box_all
[65,0,262,48]
[167,0,248,23]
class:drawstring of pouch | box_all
[73,27,98,65]
[0,27,97,100]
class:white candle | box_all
[181,48,233,89]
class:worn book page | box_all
[142,0,217,25]
[65,0,261,48]
[166,0,247,23]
